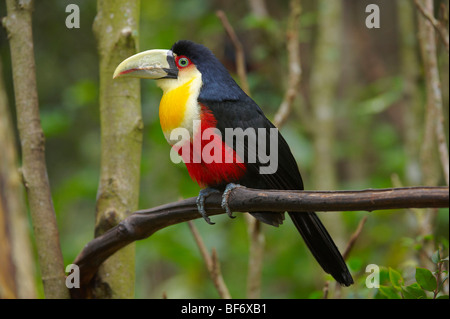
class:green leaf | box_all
[436,295,449,299]
[416,268,437,292]
[431,250,441,264]
[401,283,427,299]
[378,267,391,285]
[389,267,404,289]
[379,286,402,299]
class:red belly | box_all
[174,104,246,187]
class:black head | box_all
[171,40,246,102]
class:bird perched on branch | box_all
[113,40,353,286]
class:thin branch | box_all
[324,215,368,298]
[216,10,251,95]
[245,215,265,298]
[322,281,329,299]
[417,0,449,186]
[331,215,368,298]
[414,0,449,53]
[3,0,69,299]
[70,186,449,298]
[0,55,37,299]
[248,0,269,18]
[187,221,231,299]
[273,0,302,128]
[210,248,232,299]
[342,216,368,261]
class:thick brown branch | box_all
[71,186,448,298]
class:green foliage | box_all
[415,267,437,291]
[389,267,404,289]
[375,249,449,299]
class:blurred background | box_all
[0,0,448,298]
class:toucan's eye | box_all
[176,56,191,68]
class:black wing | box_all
[201,96,304,191]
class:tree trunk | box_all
[417,0,448,187]
[415,0,447,269]
[92,0,142,298]
[3,0,69,299]
[310,0,342,191]
[310,0,345,247]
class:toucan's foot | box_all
[196,187,220,225]
[221,183,242,219]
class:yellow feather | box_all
[159,78,194,133]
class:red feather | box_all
[174,104,246,187]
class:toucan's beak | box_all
[113,49,178,80]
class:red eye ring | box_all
[176,55,191,68]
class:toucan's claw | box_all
[196,188,220,225]
[221,183,242,219]
[196,184,242,224]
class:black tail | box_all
[288,211,354,286]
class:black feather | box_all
[172,40,245,101]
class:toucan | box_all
[113,40,353,286]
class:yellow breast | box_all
[159,79,194,133]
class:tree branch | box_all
[273,0,302,128]
[71,186,448,298]
[414,0,449,53]
[331,215,368,298]
[216,10,250,95]
[416,0,449,187]
[187,221,231,299]
[3,0,69,299]
[0,54,37,299]
[342,216,368,261]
